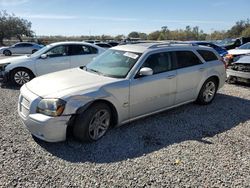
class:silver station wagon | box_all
[18,42,227,142]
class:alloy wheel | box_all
[203,81,216,103]
[14,71,30,85]
[88,109,110,140]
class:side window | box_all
[23,43,33,47]
[69,45,85,55]
[197,50,218,62]
[46,45,68,58]
[142,52,174,75]
[175,51,202,68]
[88,46,98,54]
[15,44,24,47]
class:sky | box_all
[0,0,249,36]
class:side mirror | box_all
[139,67,153,77]
[40,54,47,59]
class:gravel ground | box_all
[0,83,250,187]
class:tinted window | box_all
[15,43,25,47]
[197,50,218,62]
[23,43,33,47]
[143,52,174,74]
[175,51,202,68]
[96,43,111,48]
[46,45,69,57]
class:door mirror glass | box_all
[40,54,48,59]
[139,67,153,76]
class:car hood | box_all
[227,49,250,55]
[0,46,9,51]
[236,55,250,64]
[25,68,118,98]
[0,55,32,65]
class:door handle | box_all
[166,75,176,79]
[199,68,205,72]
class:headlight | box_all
[36,99,66,117]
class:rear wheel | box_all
[10,68,34,86]
[196,78,218,105]
[73,102,111,142]
[3,50,12,56]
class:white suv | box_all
[0,42,104,86]
[18,42,227,142]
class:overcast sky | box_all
[1,0,249,36]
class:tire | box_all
[32,49,37,54]
[196,78,218,105]
[3,50,12,56]
[10,68,35,86]
[73,102,112,142]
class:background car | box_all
[190,41,228,57]
[227,55,250,84]
[108,41,119,47]
[94,42,112,49]
[217,37,250,50]
[0,41,105,86]
[225,42,250,65]
[0,42,43,56]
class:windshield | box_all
[29,45,52,58]
[216,38,236,46]
[239,42,250,49]
[86,49,141,78]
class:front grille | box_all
[230,63,250,72]
[19,96,30,117]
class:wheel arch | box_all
[196,75,220,98]
[75,99,119,127]
[9,67,36,78]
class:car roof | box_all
[112,42,214,53]
[49,41,101,48]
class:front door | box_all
[35,45,70,76]
[129,51,177,119]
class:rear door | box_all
[69,44,99,67]
[174,50,205,104]
[35,45,70,76]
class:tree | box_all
[226,19,250,38]
[147,31,161,40]
[138,32,147,40]
[128,31,140,38]
[241,27,250,37]
[0,10,33,45]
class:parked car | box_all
[0,42,43,56]
[227,55,250,84]
[108,41,119,47]
[18,42,226,143]
[94,42,112,49]
[189,41,228,57]
[218,37,250,50]
[225,42,250,65]
[0,42,105,86]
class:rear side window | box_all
[69,45,98,55]
[197,50,218,62]
[175,51,202,68]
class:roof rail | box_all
[148,41,198,49]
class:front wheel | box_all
[196,78,218,105]
[73,102,111,142]
[10,68,34,86]
[3,50,12,56]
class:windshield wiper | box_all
[87,68,104,75]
